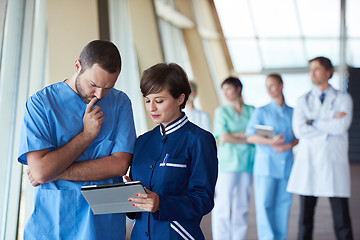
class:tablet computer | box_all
[255,125,275,138]
[81,181,145,215]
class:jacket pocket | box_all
[157,157,189,194]
[159,162,187,168]
[159,156,188,168]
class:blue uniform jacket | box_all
[130,115,218,240]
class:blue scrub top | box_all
[18,81,136,240]
[246,101,295,179]
[129,114,218,240]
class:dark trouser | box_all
[298,195,353,240]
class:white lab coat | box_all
[287,85,353,197]
[183,108,211,132]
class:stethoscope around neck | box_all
[305,91,337,112]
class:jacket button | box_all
[145,232,149,237]
[149,164,153,169]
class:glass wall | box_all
[240,74,340,108]
[0,1,37,239]
[214,0,354,107]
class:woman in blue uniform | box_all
[246,74,298,240]
[127,63,218,240]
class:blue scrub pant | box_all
[212,172,252,240]
[254,175,292,240]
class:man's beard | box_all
[75,74,94,104]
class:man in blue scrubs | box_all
[18,40,136,239]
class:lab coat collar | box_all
[311,85,334,98]
[159,114,188,136]
[310,85,337,106]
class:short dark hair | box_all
[140,63,191,110]
[79,40,121,73]
[221,76,243,90]
[267,73,283,84]
[309,56,334,78]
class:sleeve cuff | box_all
[152,210,160,220]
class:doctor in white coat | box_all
[287,56,353,240]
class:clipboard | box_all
[81,181,145,215]
[255,125,275,138]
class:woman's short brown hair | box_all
[140,63,191,109]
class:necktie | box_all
[319,93,325,104]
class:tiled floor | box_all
[126,163,360,239]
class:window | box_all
[215,0,352,107]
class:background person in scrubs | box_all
[287,56,353,240]
[246,73,298,240]
[211,77,255,240]
[125,63,218,240]
[18,40,136,240]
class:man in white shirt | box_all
[287,56,353,240]
[184,81,211,132]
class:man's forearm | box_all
[27,131,95,184]
[55,152,132,182]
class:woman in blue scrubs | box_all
[126,63,218,240]
[246,74,298,240]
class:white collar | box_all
[312,85,333,97]
[159,114,188,136]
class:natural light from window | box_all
[214,0,352,108]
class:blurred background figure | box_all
[184,81,211,132]
[287,57,353,240]
[211,77,255,240]
[246,73,298,240]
